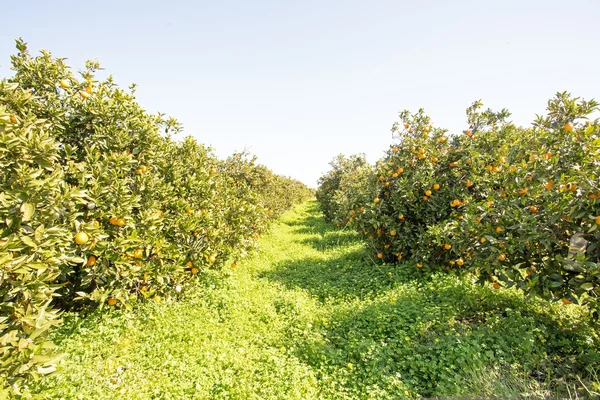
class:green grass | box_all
[30,201,600,399]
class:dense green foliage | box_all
[0,40,311,394]
[29,202,600,399]
[317,93,600,314]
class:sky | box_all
[1,0,599,187]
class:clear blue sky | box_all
[2,1,599,187]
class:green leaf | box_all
[20,202,35,221]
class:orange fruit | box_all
[563,122,574,132]
[425,190,432,196]
[449,161,459,167]
[480,237,486,243]
[191,267,199,274]
[595,216,600,225]
[390,230,397,236]
[80,91,90,99]
[208,255,216,263]
[107,297,117,306]
[543,152,552,160]
[465,180,473,187]
[10,114,17,123]
[496,227,503,233]
[186,261,193,268]
[561,297,572,305]
[456,258,464,266]
[86,85,93,94]
[86,255,97,267]
[492,166,502,173]
[374,198,381,204]
[422,196,429,201]
[399,214,404,220]
[186,208,193,214]
[141,165,149,173]
[485,165,493,171]
[109,216,118,225]
[519,188,528,196]
[74,232,90,245]
[397,167,404,174]
[231,263,237,269]
[431,157,438,163]
[498,254,506,261]
[437,137,447,143]
[433,183,440,190]
[384,243,391,249]
[59,79,70,88]
[404,123,409,129]
[417,263,423,268]
[444,244,451,250]
[397,254,403,260]
[377,253,383,259]
[133,249,143,259]
[499,242,505,248]
[529,205,539,213]
[464,130,473,138]
[493,283,500,290]
[545,180,555,190]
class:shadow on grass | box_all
[291,277,600,398]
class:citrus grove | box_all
[0,39,312,394]
[317,93,600,314]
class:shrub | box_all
[318,92,600,314]
[0,39,311,393]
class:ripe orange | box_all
[141,165,149,173]
[384,243,391,249]
[543,152,552,160]
[595,216,600,225]
[392,146,398,153]
[208,255,216,263]
[545,180,555,190]
[493,283,500,290]
[80,91,90,99]
[563,122,574,132]
[492,166,502,173]
[397,254,403,260]
[498,254,506,261]
[399,214,404,220]
[231,263,237,269]
[480,237,486,243]
[191,267,199,274]
[499,242,505,248]
[86,85,93,94]
[465,180,473,187]
[449,161,459,167]
[390,230,397,236]
[496,227,503,233]
[374,198,381,204]
[464,130,473,138]
[10,114,17,123]
[417,263,423,268]
[437,137,447,143]
[392,173,399,178]
[186,261,193,268]
[519,188,528,196]
[561,297,572,305]
[109,216,118,225]
[456,258,464,266]
[425,190,432,196]
[86,255,97,267]
[404,123,409,129]
[485,165,493,171]
[186,208,193,214]
[422,196,429,201]
[433,183,440,190]
[397,167,404,174]
[74,232,90,245]
[133,249,143,259]
[377,253,383,259]
[431,157,438,163]
[59,79,70,88]
[529,205,539,213]
[107,297,117,306]
[444,244,451,250]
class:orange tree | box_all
[318,93,600,314]
[0,39,311,394]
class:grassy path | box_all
[32,201,598,399]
